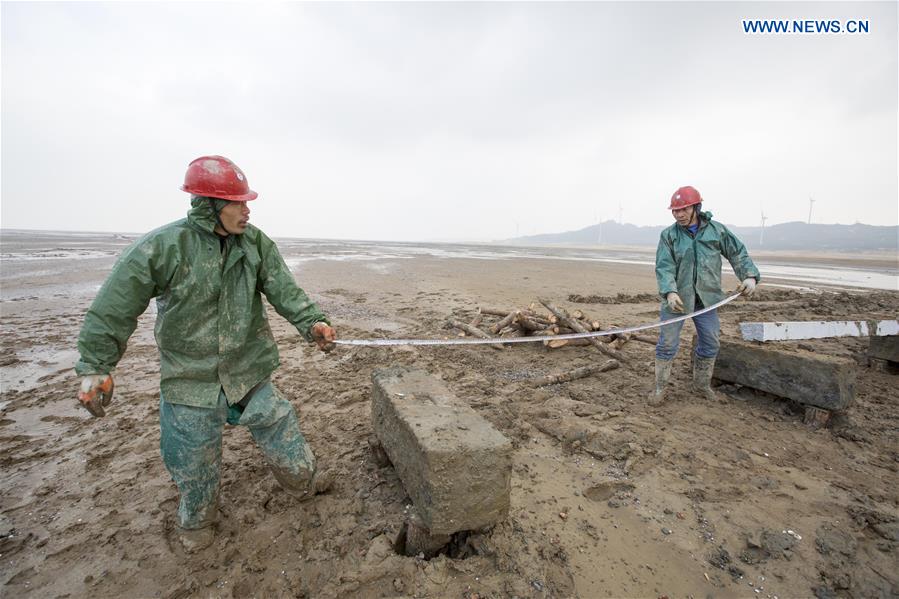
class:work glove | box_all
[311,322,337,353]
[666,292,685,313]
[78,374,115,417]
[737,277,757,297]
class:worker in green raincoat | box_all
[648,185,760,406]
[75,155,337,552]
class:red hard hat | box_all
[668,186,702,210]
[180,155,258,201]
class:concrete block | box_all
[714,340,856,411]
[371,368,512,535]
[868,335,899,363]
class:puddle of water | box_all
[759,283,821,294]
[0,250,118,261]
[2,396,82,438]
[0,283,102,302]
[284,253,410,269]
[1,348,79,392]
[365,262,397,274]
[756,263,898,291]
[282,240,896,291]
[584,481,636,502]
[3,235,895,301]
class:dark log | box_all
[526,304,557,324]
[529,360,620,387]
[573,308,602,331]
[544,338,592,349]
[538,298,625,362]
[612,333,632,350]
[526,314,555,326]
[447,319,505,350]
[478,307,514,317]
[632,334,658,346]
[490,310,520,334]
[483,306,553,325]
[499,327,525,339]
[531,329,558,337]
[517,316,547,332]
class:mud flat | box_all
[2,229,898,598]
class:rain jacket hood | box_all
[76,205,329,408]
[188,195,229,235]
[655,210,760,314]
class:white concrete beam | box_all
[740,320,899,342]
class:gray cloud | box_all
[2,1,896,241]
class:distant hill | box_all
[503,220,899,251]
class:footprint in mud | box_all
[86,453,113,471]
[584,481,636,502]
[0,531,36,560]
[40,414,81,424]
[5,565,36,586]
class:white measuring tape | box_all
[334,293,742,347]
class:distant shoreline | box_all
[2,228,896,270]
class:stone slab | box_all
[714,340,856,411]
[868,335,899,363]
[371,367,512,535]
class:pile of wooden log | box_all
[447,298,658,360]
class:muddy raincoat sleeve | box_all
[258,235,330,342]
[75,242,166,376]
[719,226,761,283]
[655,234,678,298]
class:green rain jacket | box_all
[75,197,330,408]
[655,211,760,314]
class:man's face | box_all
[218,200,251,235]
[672,205,695,227]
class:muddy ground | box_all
[1,231,898,598]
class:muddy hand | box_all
[737,277,757,297]
[666,292,685,313]
[312,322,337,353]
[78,374,115,417]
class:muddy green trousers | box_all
[159,381,316,530]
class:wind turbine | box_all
[808,196,815,224]
[759,211,768,246]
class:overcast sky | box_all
[2,2,896,242]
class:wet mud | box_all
[1,231,898,598]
